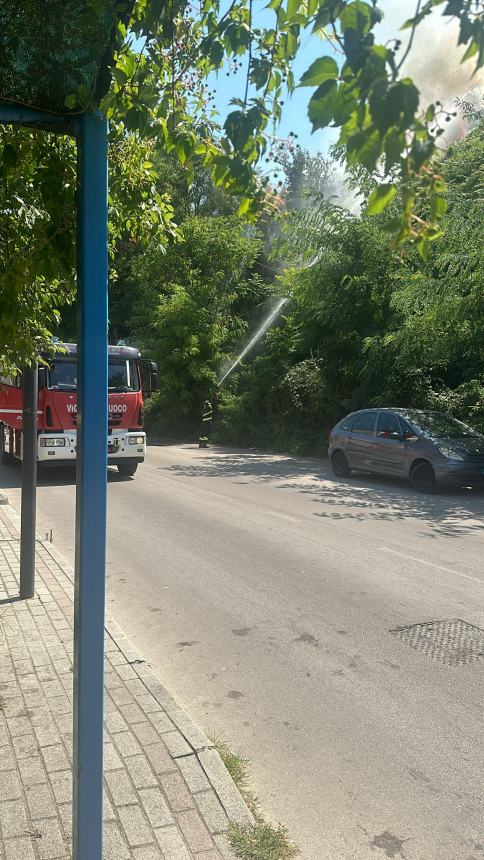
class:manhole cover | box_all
[390,619,484,666]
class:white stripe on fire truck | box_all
[0,409,43,414]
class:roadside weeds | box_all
[212,736,299,860]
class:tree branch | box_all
[244,0,253,107]
[396,0,423,72]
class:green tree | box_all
[362,122,484,423]
[0,126,176,371]
[218,123,484,453]
[128,215,269,435]
[2,0,483,369]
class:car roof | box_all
[343,407,442,416]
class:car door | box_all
[346,411,378,470]
[373,411,406,476]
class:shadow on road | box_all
[0,462,130,489]
[163,446,484,540]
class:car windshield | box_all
[48,359,140,392]
[402,411,480,439]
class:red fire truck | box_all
[0,343,157,477]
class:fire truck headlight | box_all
[128,435,145,445]
[40,437,66,447]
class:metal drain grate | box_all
[390,619,484,666]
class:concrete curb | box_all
[38,534,253,831]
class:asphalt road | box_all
[2,444,483,860]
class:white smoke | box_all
[328,2,484,206]
[331,170,363,214]
[377,1,484,141]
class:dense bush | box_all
[217,127,484,452]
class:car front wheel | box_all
[410,461,436,493]
[331,450,350,478]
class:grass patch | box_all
[213,735,251,800]
[228,822,298,860]
[211,735,299,860]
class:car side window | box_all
[351,412,377,434]
[376,412,401,438]
[339,417,353,431]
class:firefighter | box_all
[199,399,213,448]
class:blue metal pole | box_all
[73,111,108,860]
[0,105,76,134]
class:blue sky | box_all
[209,13,340,157]
[210,28,337,156]
[133,2,482,158]
[208,0,484,158]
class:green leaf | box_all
[366,183,397,215]
[210,40,224,66]
[308,80,338,129]
[340,1,373,34]
[175,134,194,166]
[238,197,251,215]
[384,127,405,171]
[287,0,302,17]
[461,39,478,63]
[299,56,338,87]
[346,129,382,171]
[371,79,420,133]
[112,67,128,86]
[125,107,144,131]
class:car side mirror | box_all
[403,431,418,441]
[388,431,402,440]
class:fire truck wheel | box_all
[117,463,138,478]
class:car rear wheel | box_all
[410,461,436,493]
[117,463,138,478]
[331,450,350,478]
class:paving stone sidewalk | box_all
[0,503,252,859]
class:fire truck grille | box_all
[70,415,122,427]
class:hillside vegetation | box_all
[103,124,483,455]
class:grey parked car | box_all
[328,409,484,492]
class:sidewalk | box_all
[0,501,252,860]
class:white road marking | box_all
[380,546,483,585]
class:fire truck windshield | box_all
[47,359,140,392]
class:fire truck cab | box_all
[0,343,157,478]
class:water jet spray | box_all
[217,297,288,387]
